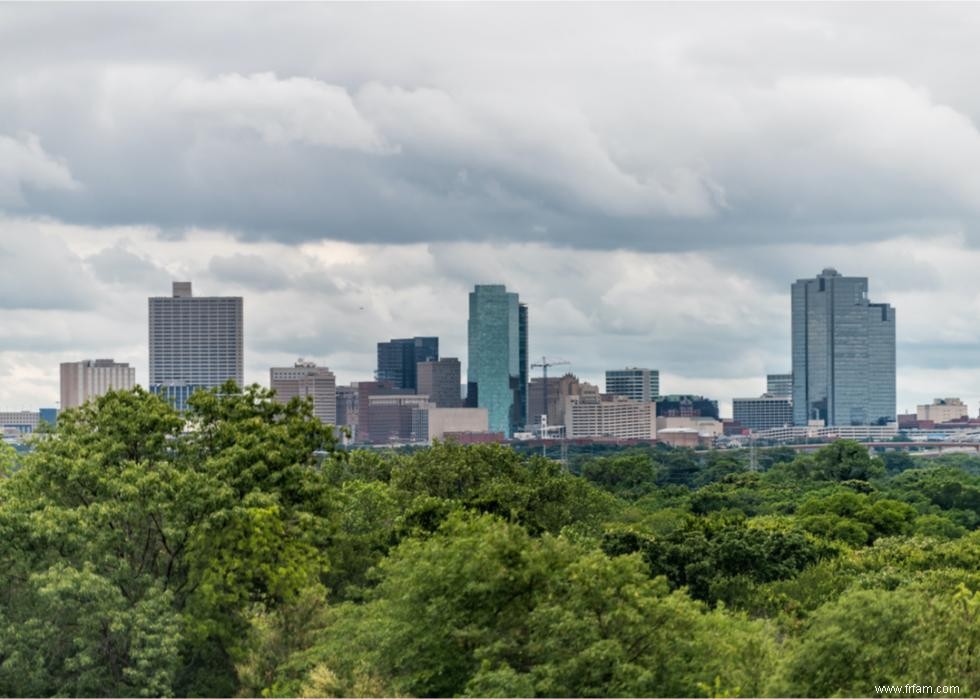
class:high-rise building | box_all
[148,281,243,411]
[605,367,660,402]
[60,359,136,409]
[376,337,438,390]
[335,385,358,435]
[528,372,583,428]
[733,396,794,432]
[766,373,792,399]
[791,268,896,426]
[467,284,528,436]
[270,359,336,424]
[417,357,462,408]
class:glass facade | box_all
[605,368,660,402]
[467,285,528,436]
[377,337,438,390]
[791,269,895,426]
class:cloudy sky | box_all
[3,3,980,416]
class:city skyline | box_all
[5,5,980,415]
[0,264,972,420]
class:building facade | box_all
[564,391,657,440]
[791,268,896,426]
[363,394,430,445]
[467,284,528,436]
[766,373,793,399]
[427,407,490,442]
[528,372,582,428]
[60,359,136,409]
[916,398,969,424]
[655,394,719,420]
[149,282,244,411]
[376,337,438,390]
[270,359,337,424]
[732,396,794,432]
[416,357,462,408]
[605,367,660,402]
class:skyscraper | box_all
[467,284,528,436]
[148,281,243,411]
[270,359,336,424]
[791,268,896,426]
[60,359,136,409]
[376,337,438,390]
[417,357,462,408]
[605,367,660,402]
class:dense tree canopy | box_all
[1,387,978,697]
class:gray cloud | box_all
[6,5,980,251]
[4,5,980,414]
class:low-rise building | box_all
[916,398,969,424]
[564,390,657,440]
[656,415,724,437]
[428,407,489,441]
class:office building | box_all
[0,409,57,436]
[916,398,969,424]
[791,268,896,426]
[428,407,490,442]
[60,359,136,409]
[336,385,358,433]
[270,359,336,424]
[564,388,657,440]
[656,394,719,420]
[732,396,794,432]
[528,372,583,428]
[363,394,430,445]
[605,367,660,402]
[467,284,528,436]
[149,281,243,411]
[417,358,462,408]
[376,337,438,391]
[354,381,413,443]
[766,373,792,399]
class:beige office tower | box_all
[60,359,136,410]
[270,359,337,424]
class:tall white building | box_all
[270,359,337,424]
[60,359,136,409]
[149,282,243,411]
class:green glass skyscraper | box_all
[467,284,528,436]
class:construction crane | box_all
[530,356,570,455]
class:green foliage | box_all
[3,399,978,698]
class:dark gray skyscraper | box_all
[791,268,895,426]
[417,357,462,408]
[149,282,243,411]
[377,337,438,390]
[467,284,528,436]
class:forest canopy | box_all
[0,385,977,697]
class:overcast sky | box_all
[3,3,980,416]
